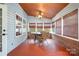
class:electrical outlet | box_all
[11,43,13,45]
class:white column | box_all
[78,8,79,39]
[28,22,30,32]
[61,17,63,36]
[50,23,52,33]
[35,22,37,32]
[22,18,23,34]
[43,22,44,31]
[54,22,56,34]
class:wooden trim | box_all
[44,23,51,24]
[53,34,79,42]
[29,23,35,24]
[44,26,51,28]
[29,26,35,28]
[78,8,79,39]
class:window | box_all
[44,23,51,32]
[22,19,26,34]
[37,23,43,32]
[63,9,78,39]
[55,18,61,35]
[29,23,35,32]
[52,22,55,33]
[16,15,22,36]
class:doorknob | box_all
[3,29,6,32]
[2,33,6,36]
[0,33,6,36]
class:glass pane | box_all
[0,9,2,51]
[23,19,26,34]
[29,23,35,32]
[37,23,43,32]
[44,28,50,32]
[52,23,55,33]
[37,28,42,32]
[23,19,26,24]
[16,15,22,36]
[30,28,35,32]
[44,23,51,32]
[63,9,78,39]
[56,18,61,35]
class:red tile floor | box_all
[8,39,71,56]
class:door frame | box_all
[0,4,7,56]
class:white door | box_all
[0,4,7,56]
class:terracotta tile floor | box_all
[8,39,71,56]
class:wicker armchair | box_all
[27,32,35,39]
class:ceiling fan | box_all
[34,9,48,19]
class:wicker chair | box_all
[27,32,35,39]
[41,31,49,40]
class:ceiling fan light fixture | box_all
[37,15,42,19]
[35,10,44,19]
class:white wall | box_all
[6,3,28,54]
[6,3,52,54]
[52,3,79,40]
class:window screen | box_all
[56,18,61,35]
[37,23,43,32]
[44,23,51,32]
[63,9,78,39]
[29,23,35,32]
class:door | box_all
[0,8,2,55]
[0,4,7,56]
